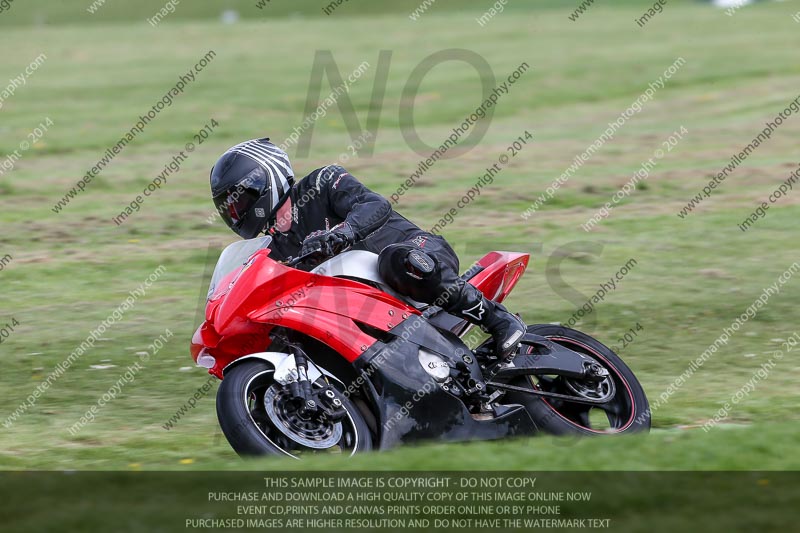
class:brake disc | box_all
[263,384,343,449]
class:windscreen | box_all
[207,236,272,300]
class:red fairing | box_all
[190,326,206,360]
[469,251,529,303]
[194,248,421,375]
[192,246,528,378]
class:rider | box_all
[209,138,526,358]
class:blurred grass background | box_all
[1,0,799,470]
[0,0,659,25]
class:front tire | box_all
[216,360,372,458]
[505,325,650,436]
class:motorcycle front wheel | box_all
[216,360,372,458]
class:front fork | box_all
[276,343,347,422]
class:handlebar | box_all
[282,249,323,268]
[281,241,354,268]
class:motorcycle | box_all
[190,237,650,458]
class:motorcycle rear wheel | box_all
[504,324,651,436]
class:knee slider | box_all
[378,244,441,302]
[404,250,435,280]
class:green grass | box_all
[2,0,800,474]
[0,0,666,26]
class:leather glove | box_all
[300,223,356,261]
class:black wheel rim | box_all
[526,337,637,433]
[242,370,362,459]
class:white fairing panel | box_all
[311,250,385,286]
[311,250,426,308]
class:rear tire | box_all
[505,325,650,436]
[216,360,372,458]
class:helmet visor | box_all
[214,188,260,231]
[212,165,270,231]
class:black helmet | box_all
[210,138,294,239]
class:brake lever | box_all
[282,248,326,268]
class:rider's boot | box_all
[449,283,526,359]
